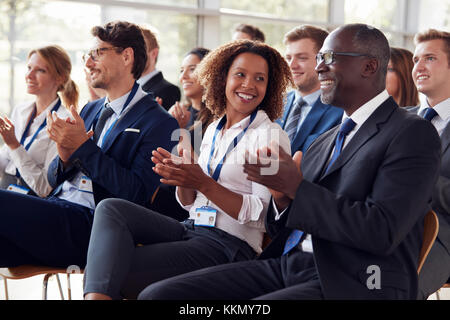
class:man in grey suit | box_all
[410,28,450,299]
[138,24,441,300]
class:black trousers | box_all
[83,198,256,299]
[138,249,323,300]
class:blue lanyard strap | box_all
[207,110,258,181]
[97,81,139,147]
[21,98,61,151]
[16,98,61,178]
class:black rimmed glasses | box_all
[316,51,375,65]
[82,47,122,63]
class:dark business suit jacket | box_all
[278,91,343,155]
[408,106,450,253]
[261,97,441,299]
[141,71,181,111]
[408,106,450,295]
[434,123,450,250]
[48,94,179,207]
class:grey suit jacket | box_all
[261,98,441,299]
[408,105,450,253]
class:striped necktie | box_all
[93,103,115,143]
[285,98,307,143]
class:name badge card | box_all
[79,176,93,193]
[194,206,217,227]
[7,184,30,195]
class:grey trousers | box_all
[417,238,450,299]
[83,198,256,299]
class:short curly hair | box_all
[195,40,293,121]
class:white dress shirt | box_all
[275,90,390,253]
[418,97,450,136]
[176,110,291,254]
[0,98,70,197]
[58,87,148,209]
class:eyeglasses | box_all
[82,47,122,62]
[316,51,374,65]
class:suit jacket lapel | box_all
[320,97,396,179]
[83,98,106,131]
[281,92,296,129]
[100,96,151,152]
[441,122,450,154]
[291,98,328,152]
[302,127,338,182]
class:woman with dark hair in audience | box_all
[386,47,419,107]
[149,48,214,221]
[0,45,75,197]
[83,40,293,300]
[169,47,214,154]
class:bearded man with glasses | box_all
[0,20,178,270]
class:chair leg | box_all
[3,278,8,300]
[55,274,64,300]
[42,273,52,300]
[435,289,441,300]
[66,273,72,300]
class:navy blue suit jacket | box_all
[278,91,343,155]
[47,94,179,207]
[262,98,441,299]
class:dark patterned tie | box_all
[93,104,115,143]
[282,118,356,255]
[423,108,438,122]
[284,98,307,143]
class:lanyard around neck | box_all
[207,109,258,181]
[99,81,139,147]
[15,98,61,178]
[20,98,61,151]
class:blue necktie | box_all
[423,108,438,122]
[283,229,304,255]
[282,118,357,256]
[325,117,357,173]
[284,98,307,143]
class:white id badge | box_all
[7,184,30,195]
[79,176,93,193]
[194,206,217,227]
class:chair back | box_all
[417,210,439,274]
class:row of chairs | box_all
[0,210,448,300]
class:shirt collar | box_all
[137,69,159,85]
[342,90,390,129]
[294,89,320,107]
[225,110,265,130]
[25,97,60,122]
[104,86,145,116]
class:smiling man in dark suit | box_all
[409,29,450,299]
[138,26,180,111]
[278,25,342,154]
[138,24,441,300]
[0,21,178,269]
